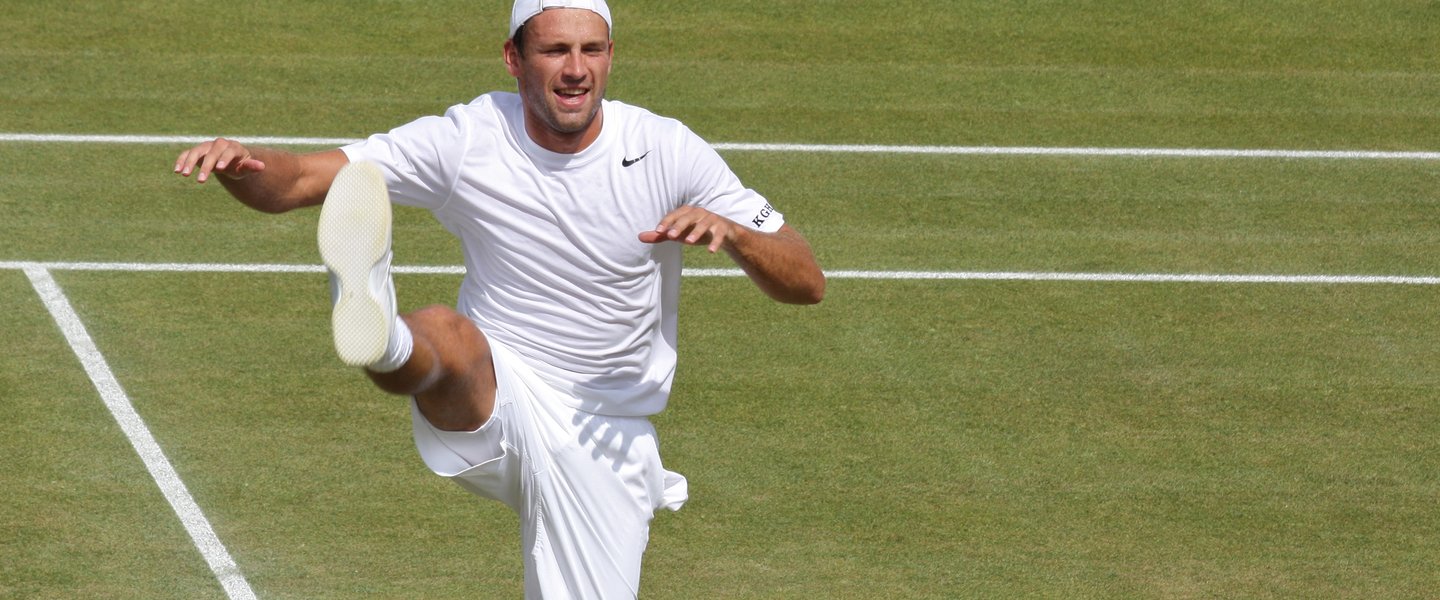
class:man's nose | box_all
[562,50,586,79]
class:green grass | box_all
[1,271,224,599]
[3,0,1440,598]
[657,278,1440,598]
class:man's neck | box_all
[525,109,604,154]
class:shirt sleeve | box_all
[340,104,471,211]
[676,126,785,233]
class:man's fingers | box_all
[174,138,251,183]
[675,213,727,248]
[175,141,223,181]
[659,210,707,238]
[642,208,734,253]
[175,143,213,176]
[653,205,702,232]
[196,151,222,183]
[707,226,728,253]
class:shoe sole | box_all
[317,162,392,367]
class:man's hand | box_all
[638,205,738,253]
[174,137,266,183]
[640,206,824,304]
[170,142,345,214]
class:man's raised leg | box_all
[369,307,497,430]
[318,161,496,432]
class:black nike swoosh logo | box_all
[622,151,650,167]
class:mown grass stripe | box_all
[2,132,1438,160]
[5,261,1439,285]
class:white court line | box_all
[4,260,1439,285]
[0,133,361,146]
[22,266,257,600]
[712,143,1440,161]
[698,268,1440,285]
[2,132,1439,160]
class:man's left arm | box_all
[640,206,825,305]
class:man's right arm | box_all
[174,138,349,214]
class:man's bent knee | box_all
[404,305,498,431]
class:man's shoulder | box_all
[449,91,520,120]
[607,99,679,127]
[392,92,519,143]
[605,100,701,147]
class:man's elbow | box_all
[249,201,294,215]
[784,272,826,305]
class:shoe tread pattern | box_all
[317,162,392,367]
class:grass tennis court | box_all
[3,1,1439,598]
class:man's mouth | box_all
[555,88,588,107]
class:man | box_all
[173,0,824,597]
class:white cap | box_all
[509,0,613,39]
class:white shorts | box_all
[410,341,688,599]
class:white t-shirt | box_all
[341,92,784,417]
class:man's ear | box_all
[503,39,522,78]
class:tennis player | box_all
[174,1,824,597]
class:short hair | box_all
[511,23,529,54]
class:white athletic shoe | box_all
[317,161,395,368]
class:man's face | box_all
[504,8,613,152]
